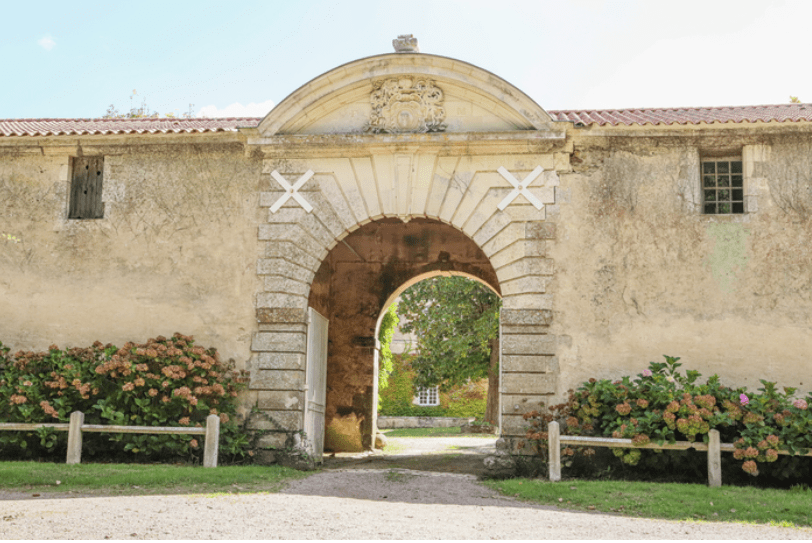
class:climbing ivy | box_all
[377,302,399,408]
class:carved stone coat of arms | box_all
[367,78,447,134]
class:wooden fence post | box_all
[548,421,561,482]
[203,414,220,468]
[66,411,84,465]
[708,429,721,487]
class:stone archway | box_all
[246,52,568,455]
[307,218,500,451]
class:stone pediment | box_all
[258,54,554,137]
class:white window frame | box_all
[415,385,440,406]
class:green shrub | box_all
[445,382,487,418]
[0,334,250,463]
[523,355,812,480]
[378,353,486,418]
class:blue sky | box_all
[3,0,809,119]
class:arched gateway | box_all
[247,50,568,458]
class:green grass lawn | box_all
[3,461,811,530]
[382,426,495,438]
[0,461,309,496]
[487,478,812,528]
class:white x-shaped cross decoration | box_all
[270,170,314,213]
[497,166,545,211]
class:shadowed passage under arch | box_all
[307,218,499,452]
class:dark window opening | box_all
[701,159,744,214]
[69,157,104,219]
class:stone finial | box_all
[393,34,419,53]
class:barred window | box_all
[69,157,104,219]
[416,386,439,406]
[702,159,744,214]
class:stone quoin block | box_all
[255,291,309,310]
[501,293,553,310]
[252,331,306,353]
[500,275,549,296]
[248,369,305,391]
[256,390,304,411]
[256,352,306,370]
[501,334,556,356]
[501,354,558,373]
[256,307,308,324]
[500,394,549,416]
[501,373,556,395]
[501,309,554,327]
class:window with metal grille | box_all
[416,386,439,406]
[701,159,744,214]
[69,157,104,219]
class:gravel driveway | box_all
[1,468,810,539]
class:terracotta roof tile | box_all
[0,117,261,137]
[2,104,812,136]
[549,104,812,126]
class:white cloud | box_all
[197,99,274,118]
[38,36,56,51]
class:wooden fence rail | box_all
[547,421,812,487]
[0,411,220,467]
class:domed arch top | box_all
[258,53,554,137]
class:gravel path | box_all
[2,435,810,539]
[321,435,498,475]
[1,469,810,540]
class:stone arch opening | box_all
[376,270,501,324]
[374,270,502,432]
[248,50,565,461]
[307,218,500,452]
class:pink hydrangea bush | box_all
[0,334,249,462]
[523,355,812,479]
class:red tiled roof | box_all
[549,104,812,126]
[0,117,261,137]
[2,104,812,136]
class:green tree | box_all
[397,276,501,424]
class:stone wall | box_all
[551,129,812,398]
[0,139,262,381]
[3,54,812,461]
[378,416,471,429]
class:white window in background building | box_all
[415,386,439,406]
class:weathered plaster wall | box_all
[0,141,263,371]
[551,130,812,397]
[309,218,499,451]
